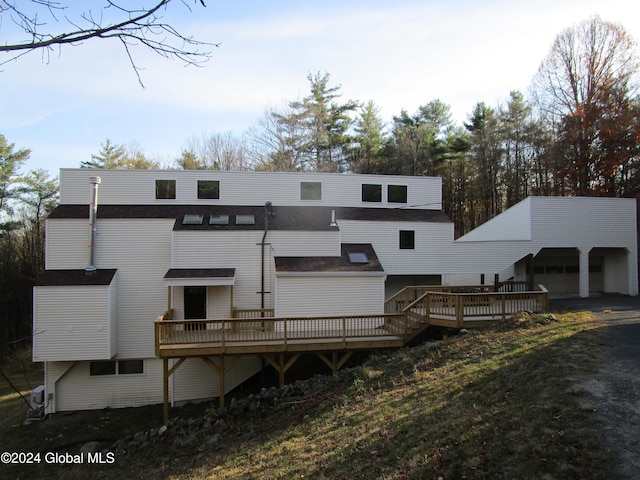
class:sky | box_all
[1,0,639,177]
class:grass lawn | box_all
[0,311,610,479]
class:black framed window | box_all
[388,185,407,203]
[155,179,176,199]
[198,180,220,199]
[399,230,415,250]
[362,184,382,202]
[90,361,116,376]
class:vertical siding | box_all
[275,274,385,317]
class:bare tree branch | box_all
[1,0,217,85]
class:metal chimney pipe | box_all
[86,176,102,272]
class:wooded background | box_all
[1,15,639,362]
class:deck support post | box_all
[261,353,300,387]
[317,351,353,375]
[163,358,169,424]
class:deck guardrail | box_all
[155,313,407,355]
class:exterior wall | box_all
[172,356,262,404]
[338,219,454,275]
[59,169,442,210]
[46,218,174,358]
[275,274,385,317]
[33,283,116,362]
[455,198,532,242]
[172,230,341,311]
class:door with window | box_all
[184,286,207,330]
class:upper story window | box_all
[388,185,407,203]
[198,180,220,200]
[362,184,382,202]
[301,181,322,200]
[399,230,415,249]
[155,179,176,199]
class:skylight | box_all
[347,252,369,264]
[209,214,230,225]
[182,214,204,225]
[236,214,255,225]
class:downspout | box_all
[86,176,101,272]
[261,202,273,310]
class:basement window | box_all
[155,179,176,199]
[197,180,220,199]
[90,360,144,376]
[209,214,230,225]
[182,214,204,225]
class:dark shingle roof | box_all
[36,269,117,286]
[48,204,451,231]
[164,268,235,279]
[275,244,384,273]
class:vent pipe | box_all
[86,176,102,272]
[330,209,338,227]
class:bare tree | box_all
[1,1,216,86]
[178,132,249,171]
[531,16,639,195]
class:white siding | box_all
[45,219,88,269]
[275,274,385,317]
[59,169,442,210]
[33,284,116,362]
[339,219,455,275]
[456,198,532,242]
[52,359,163,411]
[172,356,262,403]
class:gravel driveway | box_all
[550,296,640,480]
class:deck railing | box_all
[155,313,407,354]
[156,286,549,353]
[403,290,548,328]
[384,285,494,314]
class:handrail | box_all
[155,313,406,351]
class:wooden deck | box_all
[155,286,548,420]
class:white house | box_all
[32,169,638,414]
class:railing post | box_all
[342,317,347,348]
[283,318,287,349]
[501,294,506,321]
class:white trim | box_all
[164,277,235,287]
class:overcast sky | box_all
[1,0,639,176]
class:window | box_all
[90,360,144,376]
[362,184,382,202]
[236,214,255,225]
[301,181,322,200]
[388,185,407,203]
[90,361,116,376]
[399,230,415,249]
[198,180,220,199]
[118,360,144,375]
[347,252,369,264]
[155,179,176,199]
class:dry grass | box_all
[1,311,610,479]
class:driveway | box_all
[550,296,640,480]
